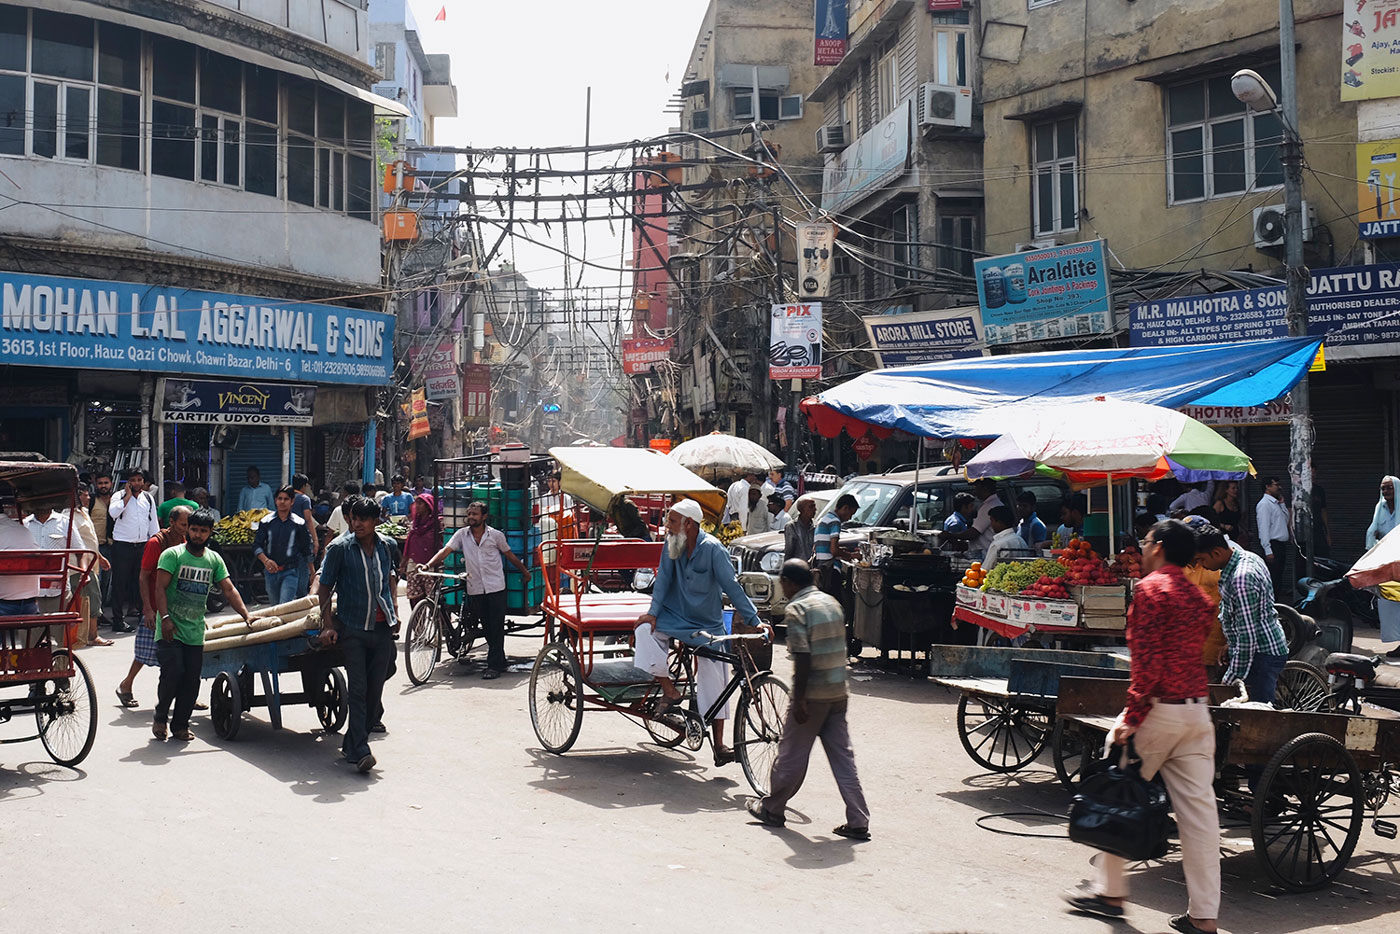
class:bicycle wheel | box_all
[735,672,791,797]
[1274,660,1329,712]
[36,650,97,768]
[530,642,584,753]
[403,600,443,685]
[955,694,1050,773]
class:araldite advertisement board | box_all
[973,240,1112,345]
[621,338,672,375]
[769,303,823,379]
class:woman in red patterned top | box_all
[1065,519,1220,934]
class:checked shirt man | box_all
[1196,528,1288,704]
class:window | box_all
[198,49,242,187]
[374,42,395,81]
[733,89,803,122]
[932,26,969,89]
[1166,67,1283,203]
[938,213,978,278]
[690,108,709,131]
[839,79,859,138]
[778,94,802,119]
[1032,117,1078,235]
[889,202,919,290]
[96,22,141,170]
[877,39,899,118]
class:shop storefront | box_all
[0,269,394,507]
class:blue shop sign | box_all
[973,240,1112,345]
[1127,263,1400,360]
[862,307,986,367]
[159,378,316,426]
[0,271,394,385]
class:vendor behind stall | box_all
[983,506,1035,570]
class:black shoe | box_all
[745,797,785,828]
[370,722,387,733]
[1168,915,1215,934]
[357,753,377,773]
[1062,885,1124,920]
[481,669,500,680]
[111,621,135,634]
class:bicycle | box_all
[402,570,472,685]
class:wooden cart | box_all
[202,633,348,741]
[1055,675,1400,892]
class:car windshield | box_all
[836,481,904,526]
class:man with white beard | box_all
[635,499,769,766]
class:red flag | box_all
[435,6,446,21]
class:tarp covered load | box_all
[549,446,726,520]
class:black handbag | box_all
[1068,739,1172,861]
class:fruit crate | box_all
[1068,585,1127,614]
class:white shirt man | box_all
[984,526,1035,571]
[724,476,751,526]
[967,481,1004,555]
[1170,484,1211,514]
[24,510,71,601]
[109,485,159,544]
[745,503,773,537]
[0,513,41,606]
[444,524,510,596]
[1256,481,1291,558]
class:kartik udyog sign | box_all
[0,270,394,385]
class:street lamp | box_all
[1231,0,1314,578]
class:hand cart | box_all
[202,632,348,741]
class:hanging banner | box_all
[769,303,823,379]
[407,388,430,441]
[795,223,837,299]
[973,240,1112,345]
[462,364,491,430]
[1342,3,1400,101]
[408,340,459,401]
[621,337,673,375]
[157,378,315,425]
[1358,138,1400,238]
[814,0,848,66]
[862,306,986,367]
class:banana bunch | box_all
[213,508,270,545]
[701,520,746,544]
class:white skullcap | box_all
[669,499,703,524]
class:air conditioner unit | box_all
[816,124,847,153]
[1015,237,1061,252]
[1253,202,1316,249]
[918,83,973,129]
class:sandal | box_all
[116,689,138,708]
[832,824,872,841]
[193,701,209,711]
[152,720,167,741]
[713,745,736,767]
[93,637,115,647]
[746,798,786,827]
[172,729,194,742]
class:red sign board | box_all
[462,363,491,429]
[622,338,673,375]
[852,435,878,461]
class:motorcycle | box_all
[1296,555,1378,624]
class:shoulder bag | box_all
[1068,738,1172,861]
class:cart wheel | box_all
[35,650,97,768]
[1051,719,1103,791]
[211,671,243,740]
[1251,731,1364,891]
[313,669,348,733]
[403,600,443,686]
[956,694,1050,773]
[529,642,583,754]
[1274,661,1329,712]
[735,673,791,797]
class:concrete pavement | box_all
[2,612,1398,933]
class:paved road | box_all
[2,611,1398,933]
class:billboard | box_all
[462,364,491,430]
[814,0,848,66]
[972,240,1112,345]
[1358,138,1400,238]
[0,270,393,385]
[1127,263,1400,361]
[795,223,837,299]
[862,306,985,367]
[820,101,911,215]
[1342,3,1400,101]
[621,337,673,375]
[408,340,459,401]
[769,303,822,379]
[157,378,315,426]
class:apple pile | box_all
[1110,545,1143,581]
[1053,537,1116,586]
[1020,575,1070,599]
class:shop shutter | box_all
[897,26,919,103]
[1312,385,1388,566]
[224,428,282,506]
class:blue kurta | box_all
[646,531,761,645]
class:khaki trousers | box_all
[1096,701,1221,921]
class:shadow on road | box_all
[524,745,744,815]
[0,760,85,801]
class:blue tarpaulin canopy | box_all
[800,337,1323,440]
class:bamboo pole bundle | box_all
[202,618,318,653]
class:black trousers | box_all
[110,541,144,620]
[155,639,203,732]
[340,623,394,762]
[466,590,508,671]
[1266,540,1292,600]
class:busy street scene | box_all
[6,1,1400,932]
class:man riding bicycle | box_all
[635,498,768,766]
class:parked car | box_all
[729,470,1068,623]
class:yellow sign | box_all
[1342,2,1400,101]
[1357,139,1400,226]
[407,388,430,441]
[1310,343,1326,373]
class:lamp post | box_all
[1232,0,1313,579]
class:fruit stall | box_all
[952,538,1143,645]
[211,508,272,603]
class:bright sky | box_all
[407,0,714,292]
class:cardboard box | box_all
[1082,614,1127,631]
[1006,599,1034,625]
[1034,598,1081,628]
[956,585,981,607]
[1070,585,1127,613]
[983,592,1009,616]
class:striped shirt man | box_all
[783,585,848,701]
[813,510,842,564]
[1217,542,1289,683]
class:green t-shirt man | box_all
[156,544,229,645]
[158,497,199,527]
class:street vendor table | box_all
[953,605,1123,647]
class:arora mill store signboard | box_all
[0,271,395,385]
